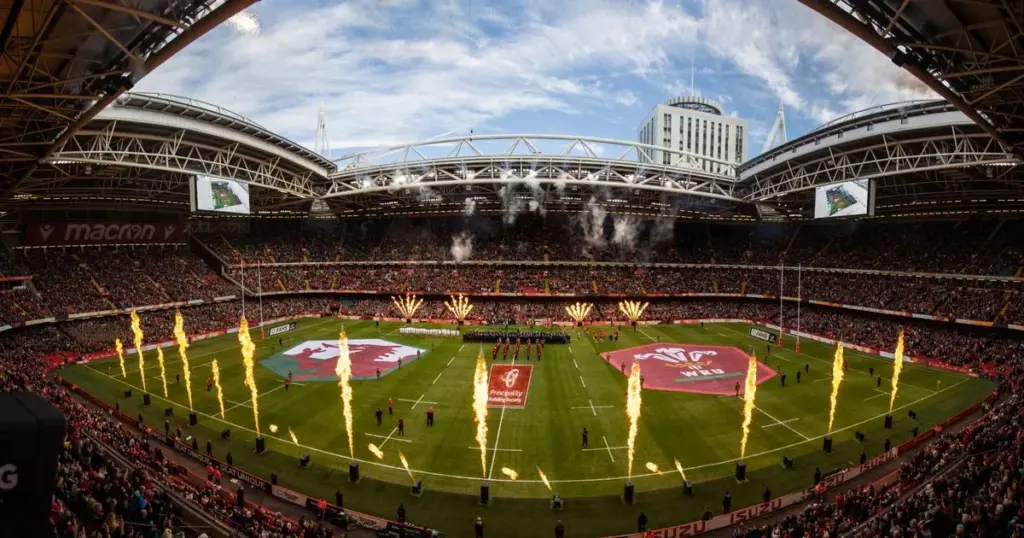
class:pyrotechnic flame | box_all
[444,293,474,322]
[646,462,663,475]
[288,427,299,445]
[391,292,424,320]
[889,331,905,412]
[115,338,126,378]
[739,353,759,459]
[335,328,355,458]
[237,317,260,436]
[399,451,416,483]
[472,352,489,477]
[827,342,846,433]
[537,467,552,490]
[565,302,593,323]
[269,424,278,433]
[674,458,687,481]
[156,347,168,397]
[211,359,225,418]
[173,311,194,410]
[368,443,384,460]
[501,467,519,480]
[130,309,147,393]
[626,362,643,479]
[618,300,649,323]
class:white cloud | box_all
[138,0,937,153]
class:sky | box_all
[137,0,936,159]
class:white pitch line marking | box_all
[638,328,656,341]
[583,445,627,452]
[602,436,616,462]
[446,356,455,366]
[222,384,287,413]
[572,405,615,410]
[397,398,438,406]
[411,394,425,409]
[573,359,579,369]
[432,372,443,385]
[589,399,597,416]
[459,344,465,351]
[366,432,411,444]
[579,376,587,389]
[762,418,801,429]
[486,405,509,479]
[754,406,810,440]
[865,392,888,401]
[81,366,971,485]
[376,427,399,450]
[569,347,574,355]
[467,446,523,453]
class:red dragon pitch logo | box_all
[280,339,425,380]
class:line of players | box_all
[490,336,544,361]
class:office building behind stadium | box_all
[637,96,748,174]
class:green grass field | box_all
[60,318,992,537]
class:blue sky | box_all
[139,0,935,158]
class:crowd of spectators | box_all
[0,306,343,537]
[728,372,1021,538]
[204,216,1024,274]
[0,292,1022,537]
[2,218,1022,329]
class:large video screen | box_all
[814,179,872,219]
[192,175,250,214]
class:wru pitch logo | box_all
[605,343,776,396]
[260,339,426,381]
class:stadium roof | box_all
[0,0,257,209]
[800,0,1024,155]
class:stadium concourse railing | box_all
[57,313,994,538]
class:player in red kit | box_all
[525,338,532,360]
[513,342,520,361]
[536,341,542,361]
[491,343,499,360]
[502,338,510,359]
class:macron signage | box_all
[25,222,184,246]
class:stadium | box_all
[0,1,1022,538]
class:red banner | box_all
[487,364,533,408]
[25,221,184,246]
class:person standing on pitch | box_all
[805,363,810,374]
[735,381,741,397]
[555,521,565,538]
[425,407,434,427]
[638,512,648,532]
[475,517,484,538]
[780,371,786,387]
[877,375,883,388]
[398,416,405,436]
[582,427,589,448]
[796,370,801,384]
[723,491,732,513]
[375,408,383,426]
[388,398,393,415]
[376,368,381,380]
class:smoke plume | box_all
[451,232,474,262]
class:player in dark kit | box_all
[398,417,405,436]
[582,427,589,448]
[375,408,383,426]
